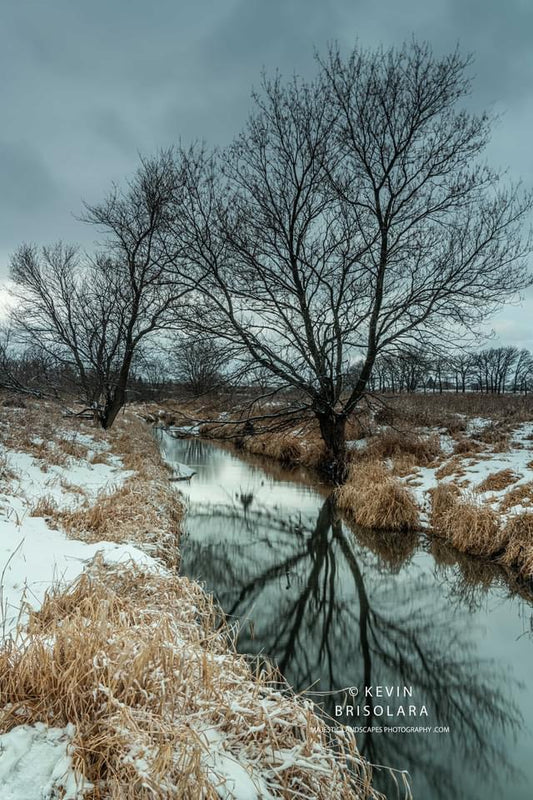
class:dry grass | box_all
[336,462,420,531]
[434,457,467,480]
[90,450,110,465]
[0,559,379,800]
[244,433,303,465]
[476,469,520,493]
[431,482,533,580]
[0,398,382,797]
[428,483,461,521]
[24,413,184,569]
[32,478,182,568]
[500,513,533,579]
[359,429,441,465]
[383,392,533,427]
[476,423,511,452]
[1,398,183,566]
[453,437,485,455]
[430,488,504,558]
[499,481,533,512]
[241,430,328,470]
[389,454,419,477]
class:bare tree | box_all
[472,346,519,394]
[0,325,48,398]
[9,152,187,427]
[450,351,476,393]
[512,348,533,393]
[172,42,532,480]
[170,337,230,396]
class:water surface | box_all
[157,432,533,800]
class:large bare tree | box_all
[172,42,532,480]
[9,151,187,428]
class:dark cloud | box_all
[1,0,532,344]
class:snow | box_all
[171,461,196,479]
[199,727,273,800]
[0,424,168,795]
[0,435,157,639]
[346,438,368,451]
[0,722,92,799]
[465,416,492,436]
[399,421,533,527]
[0,511,160,637]
[167,424,201,436]
[4,448,129,508]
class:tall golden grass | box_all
[22,411,184,568]
[500,513,533,579]
[31,477,182,569]
[1,399,383,798]
[499,481,533,511]
[336,462,420,531]
[359,429,441,465]
[0,559,379,799]
[430,486,505,558]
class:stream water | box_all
[157,431,533,800]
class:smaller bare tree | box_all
[171,338,230,396]
[9,152,188,427]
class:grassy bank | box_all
[0,396,380,800]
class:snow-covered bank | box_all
[399,421,533,526]
[0,399,379,800]
[0,413,160,637]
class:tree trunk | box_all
[100,388,126,430]
[315,410,347,484]
[99,349,134,430]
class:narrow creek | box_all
[157,431,533,800]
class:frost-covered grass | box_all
[1,559,379,800]
[0,397,380,800]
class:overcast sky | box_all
[1,0,532,346]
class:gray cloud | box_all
[1,0,532,345]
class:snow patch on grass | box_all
[0,722,92,799]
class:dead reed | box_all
[500,513,533,579]
[359,429,442,465]
[336,462,420,531]
[430,488,504,558]
[0,559,379,800]
[476,469,520,493]
[499,481,533,511]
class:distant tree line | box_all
[367,346,533,394]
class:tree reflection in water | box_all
[182,493,525,800]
